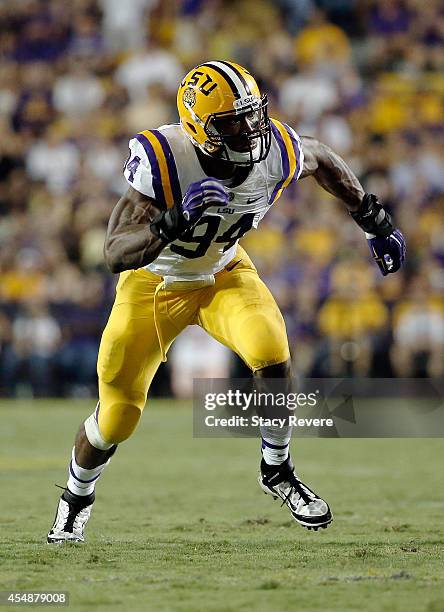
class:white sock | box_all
[67,447,110,496]
[260,425,291,465]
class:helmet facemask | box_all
[202,94,271,166]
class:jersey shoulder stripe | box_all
[151,129,182,205]
[269,118,302,205]
[281,121,303,180]
[136,130,182,208]
[134,132,165,207]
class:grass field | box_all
[0,399,443,612]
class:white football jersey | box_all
[123,120,304,281]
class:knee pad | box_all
[240,312,290,371]
[98,401,142,445]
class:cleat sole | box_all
[303,519,332,532]
[47,538,84,544]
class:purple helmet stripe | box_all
[218,60,252,96]
[199,62,241,99]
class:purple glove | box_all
[181,178,229,225]
[150,177,228,243]
[367,229,406,276]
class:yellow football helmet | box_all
[177,60,271,166]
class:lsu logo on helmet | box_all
[182,87,196,108]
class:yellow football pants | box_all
[96,246,290,444]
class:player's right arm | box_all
[104,180,229,273]
[104,186,167,273]
[104,131,229,274]
[104,179,229,273]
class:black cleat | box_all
[259,457,332,530]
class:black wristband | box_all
[150,206,187,244]
[350,193,393,237]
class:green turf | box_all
[0,400,443,612]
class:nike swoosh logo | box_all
[246,196,261,204]
[225,259,242,272]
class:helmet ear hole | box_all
[186,122,197,134]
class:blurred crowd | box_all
[0,0,443,397]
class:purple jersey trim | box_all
[269,122,290,205]
[151,129,182,206]
[281,122,302,180]
[134,133,166,208]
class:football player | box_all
[48,61,405,542]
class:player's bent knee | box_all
[97,402,142,445]
[240,312,290,371]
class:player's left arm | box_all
[299,136,406,275]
